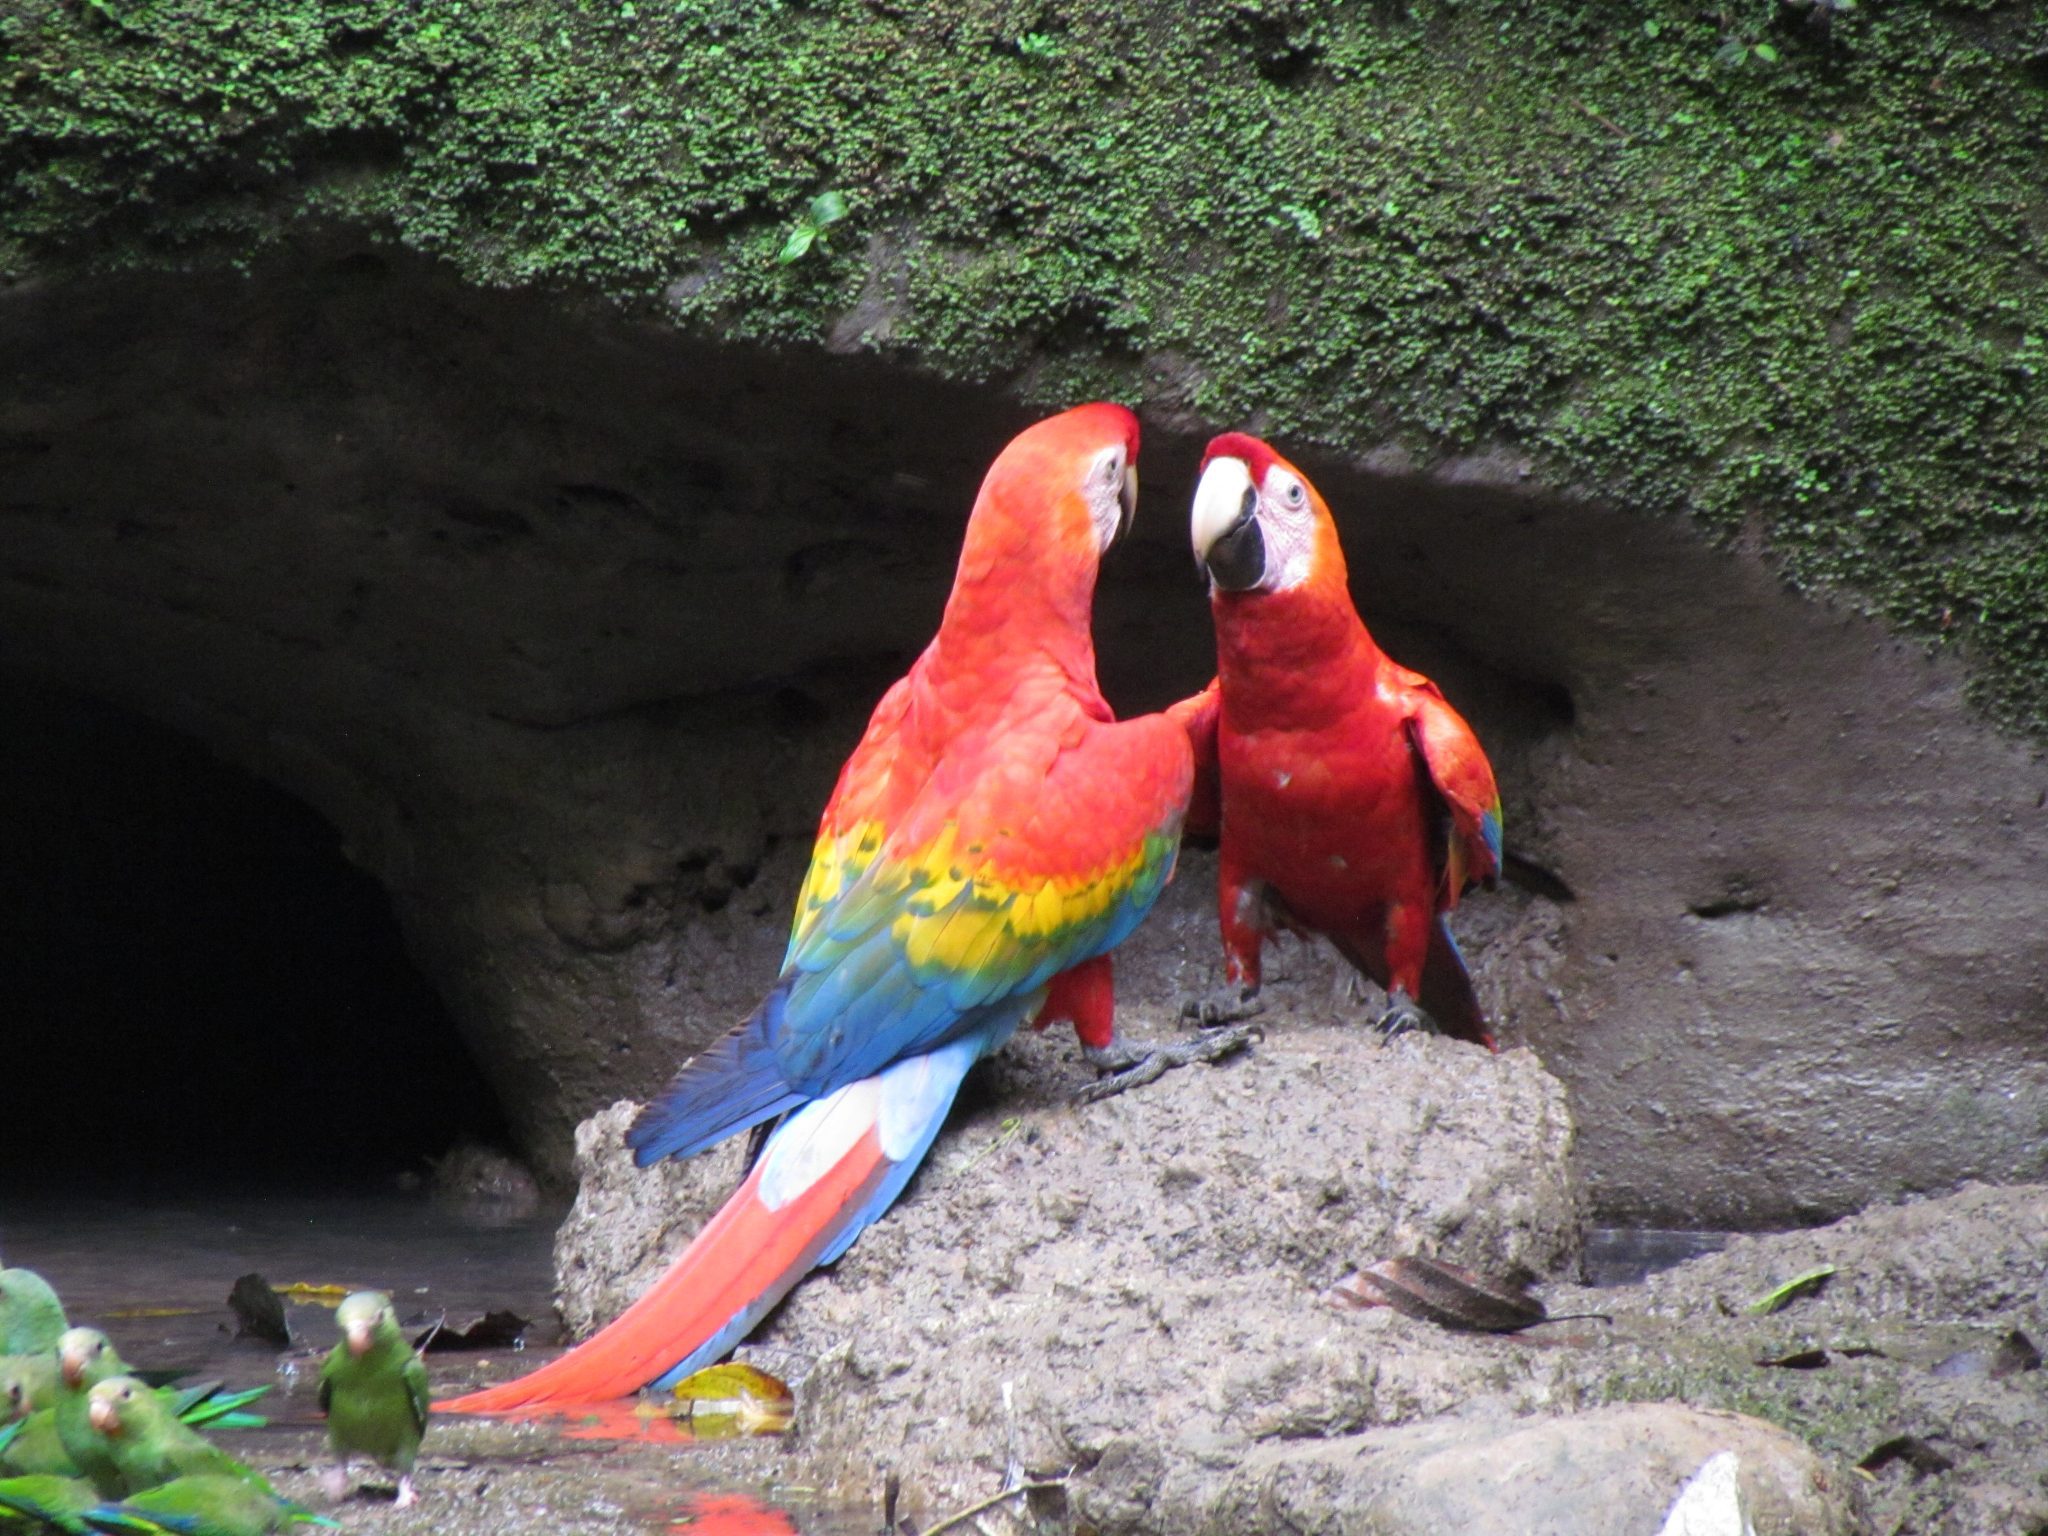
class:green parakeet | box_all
[0,1472,97,1533]
[0,1355,57,1417]
[317,1293,427,1509]
[80,1474,336,1536]
[0,1402,79,1478]
[56,1333,269,1500]
[0,1272,66,1356]
[83,1380,272,1500]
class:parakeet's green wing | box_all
[402,1356,428,1441]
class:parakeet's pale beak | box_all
[88,1396,119,1434]
[1118,463,1139,541]
[346,1323,376,1357]
[1191,457,1265,591]
[60,1350,87,1388]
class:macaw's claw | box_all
[1177,983,1266,1028]
[1075,1023,1260,1105]
[1375,994,1431,1042]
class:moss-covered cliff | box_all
[4,0,2044,725]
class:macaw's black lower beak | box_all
[1204,487,1266,592]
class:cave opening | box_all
[0,676,512,1198]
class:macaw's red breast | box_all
[1198,432,1501,1045]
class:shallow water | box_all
[0,1193,869,1534]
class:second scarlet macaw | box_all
[442,403,1210,1412]
[1187,433,1503,1048]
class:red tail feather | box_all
[436,1127,892,1414]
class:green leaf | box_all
[776,224,817,265]
[1745,1264,1837,1315]
[1643,19,1661,38]
[807,190,848,226]
[1752,42,1780,63]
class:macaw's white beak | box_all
[1191,456,1266,591]
[1119,463,1139,541]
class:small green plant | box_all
[1017,32,1059,59]
[1276,203,1323,241]
[776,190,847,264]
[1715,37,1780,66]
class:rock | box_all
[1634,1180,2048,1329]
[1188,1405,1857,1536]
[558,1011,1583,1520]
[552,1065,2046,1534]
[428,1141,544,1220]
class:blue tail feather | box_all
[1419,916,1489,1046]
[627,989,808,1166]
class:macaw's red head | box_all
[951,401,1141,601]
[1190,432,1348,599]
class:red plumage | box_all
[1191,436,1502,1048]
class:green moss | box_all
[4,0,2045,725]
[1596,1342,1907,1468]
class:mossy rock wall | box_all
[4,0,2045,723]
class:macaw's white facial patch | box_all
[1084,442,1133,553]
[1254,466,1318,592]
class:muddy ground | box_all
[411,986,2044,1536]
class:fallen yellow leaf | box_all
[274,1283,353,1307]
[668,1362,794,1437]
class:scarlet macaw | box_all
[1187,433,1502,1048]
[442,403,1213,1411]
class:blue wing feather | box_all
[626,996,811,1166]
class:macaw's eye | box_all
[1282,478,1306,508]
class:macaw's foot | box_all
[1075,1022,1259,1105]
[394,1475,417,1509]
[1177,981,1266,1028]
[1375,992,1431,1043]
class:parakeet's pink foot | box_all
[395,1475,417,1509]
[321,1461,350,1502]
[1076,1022,1258,1103]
